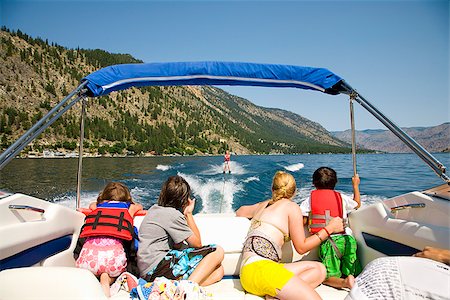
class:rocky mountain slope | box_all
[332,123,449,153]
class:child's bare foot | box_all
[343,275,355,289]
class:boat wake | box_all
[295,187,386,207]
[179,170,244,214]
[51,159,385,213]
[200,161,247,175]
[156,164,171,171]
[243,176,260,183]
[283,162,305,172]
[52,192,97,209]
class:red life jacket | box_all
[308,189,344,234]
[79,204,135,241]
[224,153,230,162]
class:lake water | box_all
[1,153,448,213]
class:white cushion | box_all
[0,267,107,300]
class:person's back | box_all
[137,175,224,286]
[250,198,291,245]
[347,247,450,300]
[301,167,361,289]
[236,171,345,300]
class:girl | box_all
[236,171,344,300]
[137,175,224,286]
[76,182,143,297]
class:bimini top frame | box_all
[0,61,448,184]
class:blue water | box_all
[1,153,448,213]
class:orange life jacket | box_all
[79,202,135,241]
[308,189,344,234]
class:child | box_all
[76,182,143,297]
[137,175,224,286]
[301,167,361,289]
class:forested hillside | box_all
[0,27,350,156]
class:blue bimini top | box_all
[82,61,343,97]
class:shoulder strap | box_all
[80,207,136,240]
[252,201,289,240]
[253,200,270,220]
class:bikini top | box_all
[250,218,291,243]
[249,200,291,242]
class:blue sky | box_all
[1,0,448,131]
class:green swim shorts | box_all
[319,234,361,279]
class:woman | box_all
[236,171,344,300]
[137,175,224,286]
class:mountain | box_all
[332,123,449,153]
[0,28,351,156]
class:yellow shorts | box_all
[240,259,294,297]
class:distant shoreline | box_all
[15,151,448,160]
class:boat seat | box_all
[194,213,250,275]
[0,267,108,300]
[193,213,315,275]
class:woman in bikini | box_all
[236,171,344,300]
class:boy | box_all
[301,167,361,289]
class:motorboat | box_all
[1,62,448,299]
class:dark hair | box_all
[158,175,191,209]
[312,167,337,189]
[97,182,133,204]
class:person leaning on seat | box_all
[301,167,362,289]
[236,170,345,300]
[345,246,450,300]
[75,182,143,298]
[137,175,224,286]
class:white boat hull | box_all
[1,184,449,299]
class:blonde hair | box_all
[270,171,296,204]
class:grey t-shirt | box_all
[137,205,192,277]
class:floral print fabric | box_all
[75,237,127,277]
[131,276,213,300]
[144,245,216,282]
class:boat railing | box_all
[0,81,88,170]
[339,81,449,183]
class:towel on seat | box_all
[130,276,213,300]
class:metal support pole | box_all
[349,93,357,177]
[340,81,449,183]
[76,97,87,209]
[0,82,88,170]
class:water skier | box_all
[223,150,231,174]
